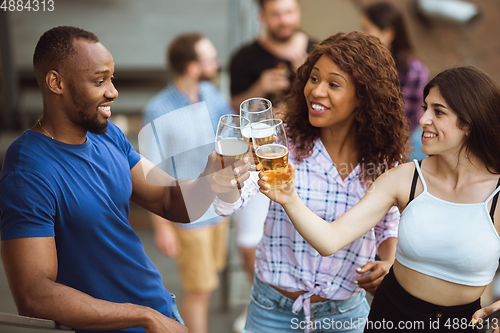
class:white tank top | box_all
[395,160,500,286]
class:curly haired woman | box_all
[215,31,409,332]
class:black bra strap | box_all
[489,177,500,224]
[408,160,423,205]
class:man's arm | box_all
[1,237,186,332]
[131,154,248,223]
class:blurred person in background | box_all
[228,2,316,331]
[229,0,316,112]
[142,33,234,333]
[361,1,429,161]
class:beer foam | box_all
[255,144,288,159]
[215,137,249,156]
[246,122,275,139]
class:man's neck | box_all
[35,110,88,145]
[260,30,300,47]
[259,30,306,56]
[173,75,200,103]
[258,30,308,71]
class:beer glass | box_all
[251,119,291,190]
[213,115,251,188]
[240,98,273,170]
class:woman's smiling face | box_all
[304,55,358,131]
[420,86,468,156]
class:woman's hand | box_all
[472,301,500,333]
[257,163,297,207]
[355,259,393,296]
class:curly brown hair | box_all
[283,31,409,183]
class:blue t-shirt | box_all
[0,122,172,333]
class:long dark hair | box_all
[423,66,500,174]
[284,31,409,183]
[364,2,413,75]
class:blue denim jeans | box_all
[244,276,369,333]
[170,293,185,325]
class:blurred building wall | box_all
[8,0,232,71]
[4,0,237,135]
[298,0,360,41]
[8,0,500,80]
[3,0,500,135]
[298,0,500,81]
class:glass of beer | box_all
[251,119,291,190]
[240,98,273,170]
[213,115,251,188]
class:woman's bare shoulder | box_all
[385,160,420,179]
[374,160,422,203]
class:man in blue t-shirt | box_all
[0,26,247,333]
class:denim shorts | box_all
[244,275,369,333]
[170,293,185,325]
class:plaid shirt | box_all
[215,139,399,317]
[400,57,429,133]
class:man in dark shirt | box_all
[229,0,316,112]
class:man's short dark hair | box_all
[33,26,99,87]
[167,33,203,76]
[256,0,282,10]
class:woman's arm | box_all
[259,163,401,256]
[213,171,261,216]
[355,237,398,295]
[472,301,500,332]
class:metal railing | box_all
[0,312,73,331]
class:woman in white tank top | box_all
[260,66,500,332]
